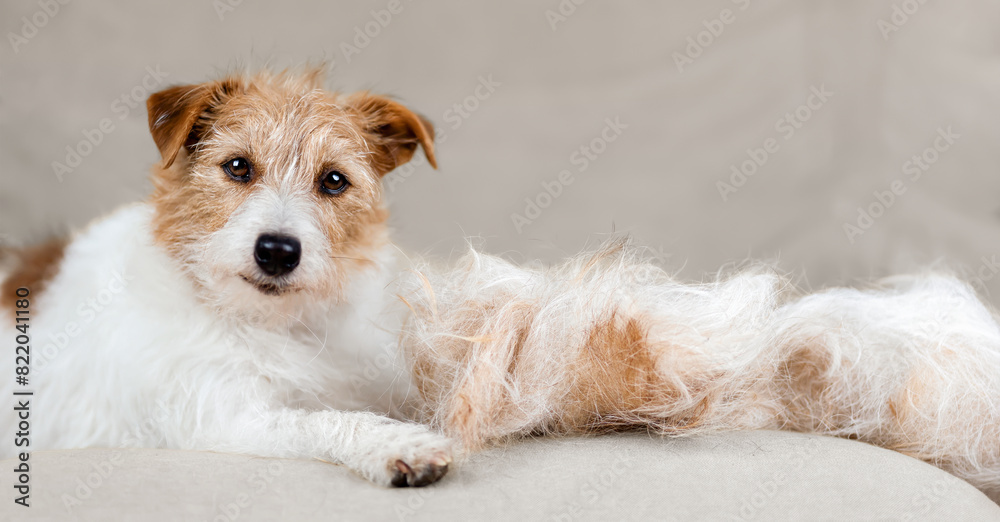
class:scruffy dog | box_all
[2,69,1000,499]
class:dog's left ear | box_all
[147,79,243,168]
[346,93,437,175]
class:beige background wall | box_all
[3,1,1000,301]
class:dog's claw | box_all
[391,458,449,487]
[391,460,413,487]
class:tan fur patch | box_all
[561,313,718,435]
[404,280,724,448]
[562,313,662,430]
[775,339,855,434]
[776,341,829,431]
[1,238,69,313]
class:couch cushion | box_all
[3,430,997,521]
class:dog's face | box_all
[145,69,435,313]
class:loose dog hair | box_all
[2,68,999,499]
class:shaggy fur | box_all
[400,239,1000,501]
[2,68,998,499]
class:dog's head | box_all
[146,69,435,313]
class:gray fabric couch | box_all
[4,431,999,521]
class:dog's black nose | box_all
[254,234,301,277]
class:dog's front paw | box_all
[359,422,453,487]
[386,425,452,487]
[390,452,450,487]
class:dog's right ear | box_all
[147,79,243,168]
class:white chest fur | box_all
[1,204,417,455]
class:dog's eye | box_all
[222,157,252,182]
[320,170,350,195]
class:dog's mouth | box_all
[239,274,296,296]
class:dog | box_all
[1,68,451,487]
[3,68,1000,500]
